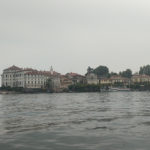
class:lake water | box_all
[0,92,150,150]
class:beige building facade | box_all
[131,74,150,83]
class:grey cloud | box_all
[0,0,150,77]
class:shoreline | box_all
[0,90,149,94]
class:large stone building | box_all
[86,73,99,85]
[131,74,150,83]
[1,65,61,89]
[60,75,73,90]
[66,72,85,84]
[110,76,130,85]
[86,73,130,86]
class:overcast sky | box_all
[0,0,150,75]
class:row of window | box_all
[3,74,50,78]
[26,85,43,88]
[3,78,46,82]
[26,81,46,84]
[3,82,22,86]
[25,74,45,77]
[3,81,46,86]
[3,74,23,78]
[25,77,48,80]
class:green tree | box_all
[139,65,150,75]
[93,66,109,77]
[109,72,118,77]
[87,66,93,73]
[120,69,132,78]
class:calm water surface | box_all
[0,92,150,150]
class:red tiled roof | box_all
[25,71,43,75]
[4,65,22,71]
[110,76,129,80]
[61,75,66,77]
[25,70,60,76]
[66,72,84,77]
[132,74,150,78]
[101,78,110,81]
[4,66,61,76]
[23,68,37,71]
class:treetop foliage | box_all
[119,69,132,78]
[87,65,109,77]
[86,66,135,78]
[139,65,150,75]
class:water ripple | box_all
[0,92,150,150]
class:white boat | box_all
[108,87,130,92]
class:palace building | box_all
[1,65,61,89]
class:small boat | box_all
[108,87,130,92]
[0,91,9,94]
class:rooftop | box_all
[3,65,61,76]
[66,72,84,77]
[4,65,22,71]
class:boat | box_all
[108,87,131,92]
[0,91,9,94]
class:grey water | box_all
[0,92,150,150]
